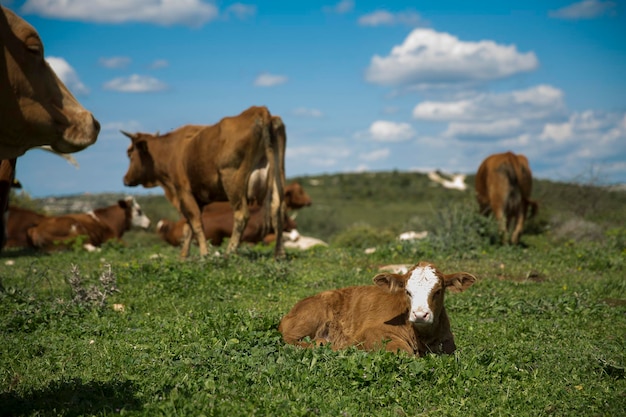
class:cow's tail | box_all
[268,116,286,258]
[257,117,273,238]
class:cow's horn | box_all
[120,130,136,139]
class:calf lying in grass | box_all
[279,261,476,355]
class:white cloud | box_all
[46,57,90,95]
[366,120,416,142]
[358,10,423,27]
[293,107,323,118]
[150,59,169,69]
[413,85,566,122]
[444,119,523,138]
[225,3,256,20]
[549,0,616,20]
[21,0,218,27]
[103,74,168,93]
[254,72,288,87]
[287,144,352,169]
[365,28,538,88]
[359,148,390,162]
[99,56,131,69]
[323,0,354,14]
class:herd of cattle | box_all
[1,6,538,356]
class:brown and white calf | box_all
[27,196,151,251]
[278,261,476,356]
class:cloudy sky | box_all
[3,0,625,197]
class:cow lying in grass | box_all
[27,197,151,251]
[279,261,476,356]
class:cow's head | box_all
[284,182,312,209]
[0,7,99,158]
[373,261,476,326]
[119,196,151,230]
[121,131,158,187]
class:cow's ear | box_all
[443,272,476,293]
[373,273,405,293]
[117,199,129,209]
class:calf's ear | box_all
[443,272,476,293]
[373,273,405,293]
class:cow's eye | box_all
[433,289,442,297]
[25,37,43,56]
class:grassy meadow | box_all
[1,171,625,416]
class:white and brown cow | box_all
[279,261,476,356]
[27,196,151,251]
[475,151,538,245]
[156,201,297,248]
[122,106,286,259]
[1,6,99,158]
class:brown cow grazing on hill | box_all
[122,106,285,259]
[4,205,48,248]
[1,7,99,158]
[475,151,538,245]
[157,202,297,248]
[279,261,476,356]
[27,197,151,251]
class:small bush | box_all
[425,203,496,255]
[331,224,396,249]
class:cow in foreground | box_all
[279,261,476,356]
[122,106,285,259]
[157,202,297,248]
[27,196,151,251]
[0,7,99,158]
[475,151,538,245]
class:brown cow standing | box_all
[122,106,285,259]
[4,205,47,248]
[27,197,151,251]
[279,261,476,356]
[475,151,538,245]
[0,7,99,158]
[157,202,298,248]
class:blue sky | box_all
[3,0,625,197]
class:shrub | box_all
[425,203,496,255]
[331,224,396,249]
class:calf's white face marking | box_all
[405,265,440,324]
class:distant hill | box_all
[13,171,625,244]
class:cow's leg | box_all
[179,195,209,257]
[180,221,193,258]
[227,195,249,255]
[510,209,525,245]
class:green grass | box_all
[1,171,625,416]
